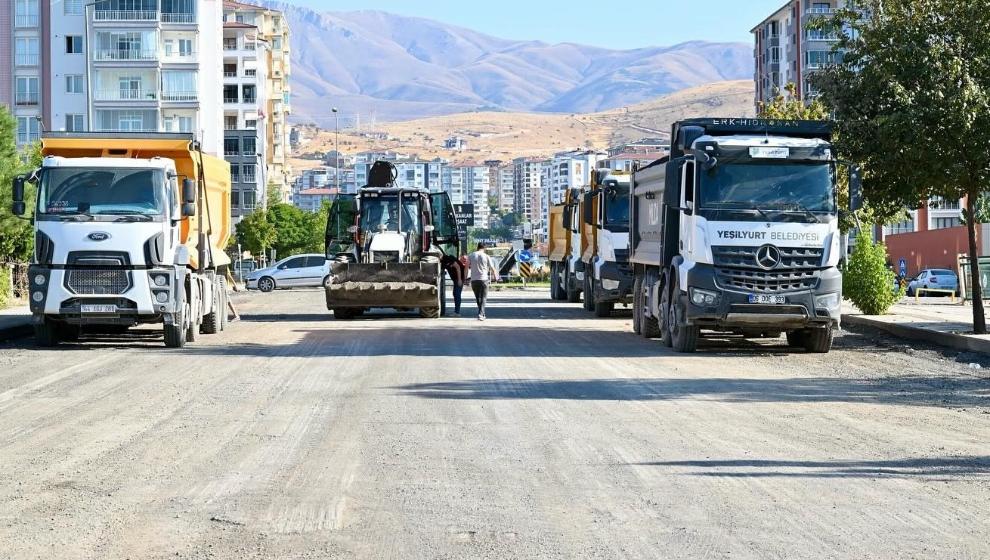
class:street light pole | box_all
[332,107,340,192]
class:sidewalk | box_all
[0,305,32,342]
[843,298,990,354]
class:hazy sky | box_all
[285,0,786,49]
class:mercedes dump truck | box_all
[547,188,583,303]
[10,133,232,348]
[630,118,862,353]
[579,169,634,317]
[324,162,459,319]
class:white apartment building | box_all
[2,0,225,154]
[539,150,603,238]
[512,157,544,230]
[445,163,490,227]
[352,152,446,195]
[497,166,513,215]
[221,19,266,219]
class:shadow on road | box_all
[630,456,990,478]
[390,376,989,408]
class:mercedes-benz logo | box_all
[756,244,781,270]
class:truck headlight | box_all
[32,291,44,303]
[602,279,620,290]
[815,292,840,310]
[690,288,719,306]
[151,274,169,287]
[155,291,169,303]
[33,274,46,286]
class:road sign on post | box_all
[898,258,907,277]
[453,204,475,229]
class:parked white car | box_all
[906,268,959,297]
[246,254,330,292]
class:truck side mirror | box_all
[582,193,594,226]
[562,208,572,230]
[848,165,863,211]
[182,178,196,204]
[11,176,26,216]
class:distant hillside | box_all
[290,80,756,171]
[266,2,754,125]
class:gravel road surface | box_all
[0,288,987,559]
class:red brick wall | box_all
[884,227,972,276]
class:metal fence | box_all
[958,256,990,301]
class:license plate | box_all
[749,294,786,305]
[81,304,117,314]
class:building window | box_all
[224,138,239,156]
[887,218,914,235]
[66,74,84,93]
[64,0,82,14]
[15,37,39,66]
[15,77,39,106]
[223,37,237,50]
[66,35,83,54]
[224,115,237,130]
[932,217,962,230]
[243,191,256,209]
[242,164,256,183]
[929,196,961,210]
[15,0,39,27]
[161,70,197,101]
[230,164,241,183]
[16,116,40,144]
[231,191,241,208]
[64,114,85,132]
[242,137,256,155]
[245,119,257,129]
[242,85,256,103]
[223,85,238,103]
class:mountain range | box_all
[265,2,755,125]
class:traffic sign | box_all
[453,204,475,229]
[518,249,534,263]
[898,258,907,277]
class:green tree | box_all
[812,0,990,332]
[0,108,41,265]
[501,212,521,227]
[235,209,277,257]
[267,202,317,257]
[844,230,901,315]
[758,82,830,120]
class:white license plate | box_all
[749,295,786,305]
[81,304,118,314]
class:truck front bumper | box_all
[683,263,841,330]
[28,265,176,325]
[597,261,634,303]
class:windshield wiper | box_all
[112,214,155,222]
[708,202,772,221]
[52,211,95,222]
[780,202,823,224]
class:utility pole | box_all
[332,107,340,193]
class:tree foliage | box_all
[758,82,830,120]
[235,209,277,257]
[235,201,328,260]
[844,230,902,315]
[811,0,990,331]
[0,107,41,265]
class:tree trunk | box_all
[965,191,986,334]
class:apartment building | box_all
[222,1,290,201]
[445,163,490,227]
[751,0,851,111]
[538,150,603,237]
[512,157,545,230]
[496,166,513,215]
[221,17,265,219]
[352,152,446,195]
[1,0,224,153]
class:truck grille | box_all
[65,253,132,295]
[713,246,824,293]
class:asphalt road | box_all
[0,288,988,559]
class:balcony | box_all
[15,54,39,66]
[94,89,157,102]
[15,93,39,106]
[806,7,836,16]
[161,91,198,102]
[224,96,239,103]
[93,10,158,22]
[161,12,195,24]
[93,48,157,62]
[15,14,39,28]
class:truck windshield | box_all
[360,196,420,233]
[700,163,835,215]
[604,184,630,229]
[38,167,166,217]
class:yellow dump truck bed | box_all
[41,133,231,269]
[547,204,570,262]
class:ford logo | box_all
[87,232,111,242]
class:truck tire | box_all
[439,274,447,317]
[550,264,561,300]
[657,274,673,347]
[583,274,595,311]
[419,307,441,319]
[334,308,356,320]
[201,283,221,335]
[786,331,805,348]
[566,272,581,303]
[803,326,833,353]
[164,308,186,348]
[185,303,198,343]
[34,318,60,348]
[641,275,662,339]
[595,300,614,318]
[632,276,643,335]
[668,276,699,353]
[219,277,229,331]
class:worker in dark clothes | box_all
[441,252,467,317]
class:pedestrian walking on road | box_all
[469,242,498,321]
[441,252,467,316]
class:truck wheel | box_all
[334,308,356,320]
[439,274,447,317]
[583,274,595,311]
[164,309,186,348]
[632,276,643,334]
[219,277,229,331]
[657,274,672,346]
[786,331,805,348]
[566,273,581,303]
[59,323,81,342]
[803,326,833,353]
[34,318,60,348]
[185,304,198,343]
[641,275,662,339]
[550,264,561,300]
[201,284,221,335]
[595,300,614,318]
[258,276,276,293]
[668,276,699,353]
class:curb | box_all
[843,314,990,355]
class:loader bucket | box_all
[325,261,441,310]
